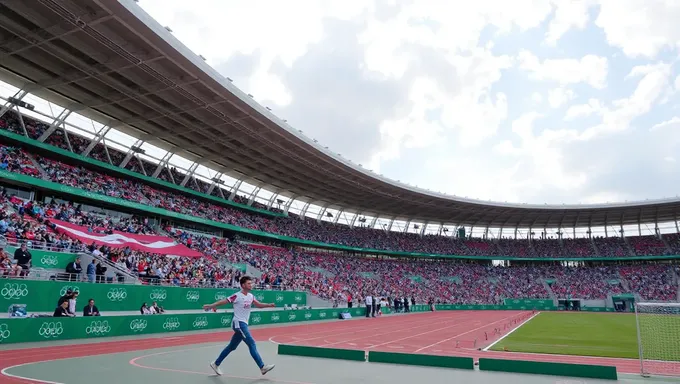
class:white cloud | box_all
[565,99,604,121]
[548,87,576,108]
[580,62,673,140]
[595,0,680,58]
[545,0,594,45]
[651,117,680,131]
[518,50,608,89]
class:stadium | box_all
[0,0,678,383]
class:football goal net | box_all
[635,302,680,377]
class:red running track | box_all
[1,311,678,383]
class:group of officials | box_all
[363,295,415,317]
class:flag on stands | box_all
[49,219,203,257]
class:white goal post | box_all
[635,302,680,377]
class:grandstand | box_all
[0,0,678,383]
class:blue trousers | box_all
[215,321,264,369]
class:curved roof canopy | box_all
[0,0,678,229]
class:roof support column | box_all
[228,178,244,201]
[573,212,579,239]
[369,216,378,228]
[387,217,396,231]
[349,213,360,227]
[316,204,330,222]
[300,202,311,218]
[420,221,429,236]
[82,125,112,157]
[638,209,643,236]
[247,186,262,207]
[180,162,199,187]
[266,192,279,210]
[0,89,27,120]
[675,214,679,234]
[403,220,412,233]
[484,225,489,240]
[654,208,660,237]
[206,172,223,195]
[437,223,444,236]
[37,109,72,143]
[620,212,625,238]
[283,196,297,215]
[119,139,144,168]
[332,209,343,224]
[151,152,173,179]
[12,105,29,137]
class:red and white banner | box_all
[50,219,203,257]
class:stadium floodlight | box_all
[635,302,680,377]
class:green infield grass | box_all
[490,311,680,361]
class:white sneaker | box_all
[260,364,275,375]
[210,361,223,376]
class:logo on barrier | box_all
[294,294,303,302]
[275,294,284,302]
[331,311,339,318]
[220,316,233,326]
[40,254,59,266]
[38,322,64,339]
[59,286,79,296]
[86,320,111,336]
[288,313,296,321]
[1,283,28,300]
[255,293,265,301]
[185,291,200,302]
[149,289,167,301]
[0,324,10,342]
[130,319,148,332]
[193,316,209,329]
[163,317,181,331]
[304,312,312,320]
[513,299,520,304]
[270,313,280,322]
[214,291,228,301]
[107,288,128,302]
[319,311,327,318]
[251,314,262,324]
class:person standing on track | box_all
[203,276,276,377]
[365,294,373,317]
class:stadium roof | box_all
[0,0,679,230]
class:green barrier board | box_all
[278,344,366,361]
[5,247,77,270]
[368,351,473,370]
[503,299,554,307]
[478,358,618,380]
[0,279,306,312]
[0,307,362,345]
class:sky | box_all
[136,0,680,206]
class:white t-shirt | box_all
[228,291,254,328]
[365,295,373,305]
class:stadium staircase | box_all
[306,293,333,308]
[660,234,673,254]
[541,279,558,305]
[25,152,48,179]
[590,237,601,256]
[618,277,631,292]
[621,236,636,256]
[77,251,139,284]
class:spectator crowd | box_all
[0,111,678,307]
